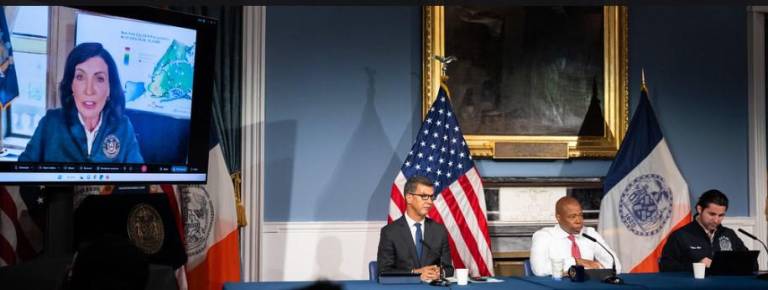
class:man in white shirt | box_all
[530,196,621,277]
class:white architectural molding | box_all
[723,217,763,259]
[748,6,768,270]
[723,217,757,227]
[263,221,386,233]
[241,6,266,282]
[261,221,386,281]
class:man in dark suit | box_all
[376,175,454,281]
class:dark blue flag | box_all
[0,6,19,108]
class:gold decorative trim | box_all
[422,6,629,159]
[232,171,247,227]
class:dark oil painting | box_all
[445,6,605,136]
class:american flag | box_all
[0,186,44,266]
[388,84,493,277]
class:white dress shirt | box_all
[78,112,102,156]
[404,214,426,245]
[530,224,621,277]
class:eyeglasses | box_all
[408,193,437,201]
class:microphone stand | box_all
[421,239,450,287]
[737,229,768,279]
[582,233,624,285]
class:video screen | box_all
[0,6,216,183]
[76,13,197,121]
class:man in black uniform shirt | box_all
[659,189,749,272]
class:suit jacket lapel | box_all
[397,216,421,268]
[423,219,437,265]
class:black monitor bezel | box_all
[0,6,218,185]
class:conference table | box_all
[223,273,768,290]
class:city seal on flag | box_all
[179,184,215,256]
[618,174,673,237]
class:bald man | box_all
[529,196,622,277]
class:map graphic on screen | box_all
[76,13,197,120]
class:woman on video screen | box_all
[18,42,143,163]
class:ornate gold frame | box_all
[422,6,628,159]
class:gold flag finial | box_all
[641,68,649,92]
[434,55,457,82]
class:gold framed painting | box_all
[423,6,628,159]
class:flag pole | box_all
[0,105,6,157]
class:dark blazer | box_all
[19,108,144,163]
[376,216,454,277]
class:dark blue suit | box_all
[18,108,143,163]
[376,216,454,277]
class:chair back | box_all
[523,259,534,277]
[124,109,190,163]
[368,261,378,282]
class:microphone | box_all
[738,229,768,254]
[582,233,624,285]
[737,229,768,279]
[421,239,451,287]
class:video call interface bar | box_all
[7,163,202,173]
[0,172,206,183]
[0,163,206,182]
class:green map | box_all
[147,40,194,102]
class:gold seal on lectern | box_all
[127,203,164,255]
